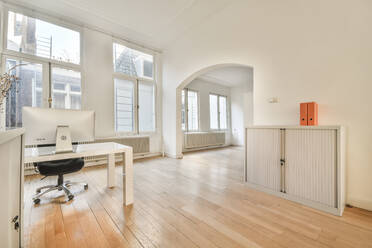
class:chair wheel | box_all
[68,195,74,201]
[84,184,88,190]
[33,198,40,204]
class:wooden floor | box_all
[24,147,372,248]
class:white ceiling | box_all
[196,66,253,89]
[7,0,231,51]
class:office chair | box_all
[32,158,88,204]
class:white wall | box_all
[231,68,254,146]
[231,89,253,146]
[185,78,231,142]
[163,0,372,210]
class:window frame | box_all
[181,88,200,132]
[209,93,228,131]
[113,39,155,81]
[112,40,157,135]
[181,89,187,131]
[209,93,219,131]
[1,6,84,120]
[2,54,50,108]
[2,6,83,69]
[138,80,156,133]
[50,65,82,110]
[114,77,137,134]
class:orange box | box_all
[307,102,318,126]
[300,102,318,126]
[300,103,308,126]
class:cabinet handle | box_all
[11,215,18,223]
[11,215,19,231]
[280,159,286,193]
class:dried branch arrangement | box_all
[0,64,24,108]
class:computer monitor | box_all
[22,107,95,147]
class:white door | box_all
[246,128,281,191]
[285,129,337,207]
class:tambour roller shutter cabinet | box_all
[245,126,345,216]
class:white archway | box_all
[175,63,254,157]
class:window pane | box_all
[209,94,218,129]
[113,43,153,79]
[7,11,80,64]
[219,96,227,129]
[5,59,43,127]
[139,82,155,132]
[70,94,81,110]
[115,79,134,132]
[187,90,198,131]
[181,90,186,130]
[53,92,66,109]
[52,67,81,110]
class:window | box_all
[3,11,82,128]
[187,90,199,131]
[52,67,81,110]
[113,43,153,79]
[219,96,227,129]
[138,81,155,132]
[113,42,156,133]
[7,11,80,64]
[209,94,218,130]
[209,94,228,130]
[181,88,199,131]
[114,79,134,132]
[181,90,186,130]
[5,58,43,127]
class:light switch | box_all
[268,97,278,103]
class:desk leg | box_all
[107,153,115,188]
[123,151,133,205]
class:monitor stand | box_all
[55,125,73,154]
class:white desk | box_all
[24,142,133,206]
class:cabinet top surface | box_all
[0,128,25,145]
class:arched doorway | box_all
[175,63,254,157]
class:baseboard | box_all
[165,153,183,159]
[347,197,372,211]
[183,144,231,153]
[230,144,244,147]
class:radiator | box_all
[24,136,150,174]
[83,136,150,163]
[94,136,149,153]
[184,132,225,149]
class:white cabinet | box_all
[245,126,345,216]
[0,129,25,248]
